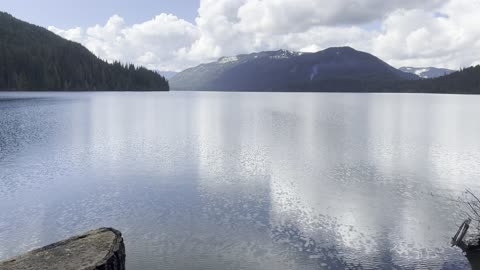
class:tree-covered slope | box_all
[171,44,480,94]
[392,66,480,94]
[399,67,455,79]
[0,12,169,91]
[290,65,480,93]
[170,47,418,91]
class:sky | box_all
[2,0,480,72]
[1,0,199,28]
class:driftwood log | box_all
[452,219,480,269]
[452,219,472,251]
[0,228,125,270]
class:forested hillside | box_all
[291,66,480,93]
[171,45,479,93]
[170,47,417,91]
[376,66,480,94]
[0,12,169,91]
[409,66,480,94]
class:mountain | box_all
[390,66,480,94]
[399,67,455,79]
[170,47,418,91]
[0,12,169,91]
[157,71,178,79]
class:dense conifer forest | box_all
[288,66,480,93]
[401,66,480,94]
[0,12,169,91]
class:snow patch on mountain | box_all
[414,68,429,77]
[399,67,455,79]
[270,50,304,59]
[218,56,239,64]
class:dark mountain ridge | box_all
[170,47,418,91]
[399,66,455,79]
[390,65,480,94]
[0,12,169,91]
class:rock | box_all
[0,228,125,270]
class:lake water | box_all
[1,92,479,269]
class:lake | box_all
[1,92,479,269]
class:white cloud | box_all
[48,26,84,42]
[372,0,480,69]
[235,0,443,33]
[48,0,480,71]
[49,14,200,71]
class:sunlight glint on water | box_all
[0,92,478,269]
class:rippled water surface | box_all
[1,92,480,269]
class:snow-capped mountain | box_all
[170,47,418,91]
[399,67,455,79]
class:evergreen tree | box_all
[0,12,169,91]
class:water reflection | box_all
[0,92,478,269]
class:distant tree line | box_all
[287,65,480,94]
[0,12,169,91]
[399,66,480,94]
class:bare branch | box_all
[467,202,480,219]
[466,189,480,205]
